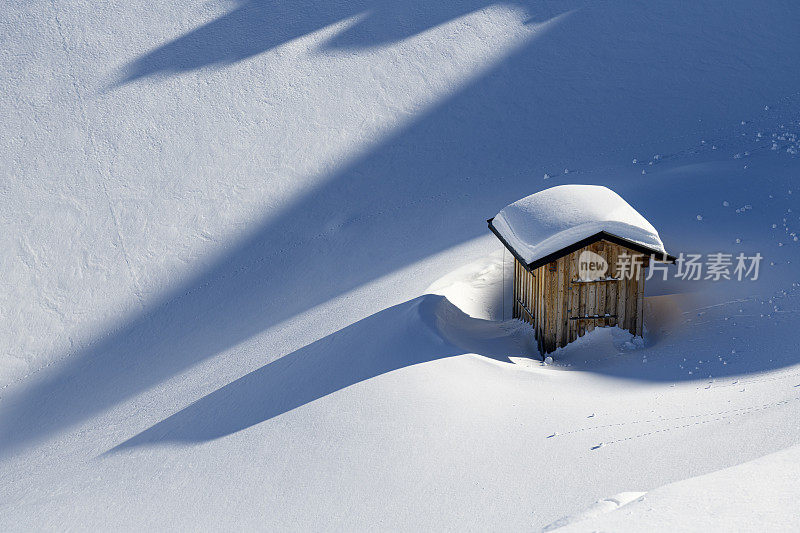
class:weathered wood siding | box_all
[512,240,646,355]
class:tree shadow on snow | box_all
[111,0,565,87]
[3,2,799,456]
[1,0,577,457]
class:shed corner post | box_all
[636,256,645,337]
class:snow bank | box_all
[542,492,646,531]
[491,185,667,265]
[549,445,800,532]
[426,249,510,321]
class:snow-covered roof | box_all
[489,185,669,266]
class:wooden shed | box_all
[488,185,674,355]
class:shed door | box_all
[572,279,617,330]
[569,242,620,339]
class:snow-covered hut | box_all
[488,185,675,355]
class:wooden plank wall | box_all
[512,240,646,355]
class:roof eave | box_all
[487,217,534,271]
[487,219,676,271]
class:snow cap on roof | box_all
[491,185,666,265]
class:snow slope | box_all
[2,0,800,530]
[549,445,800,532]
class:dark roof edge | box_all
[487,217,533,272]
[487,219,676,271]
